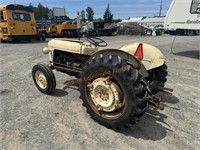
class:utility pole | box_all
[159,0,163,17]
[77,12,81,40]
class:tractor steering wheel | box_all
[87,36,107,47]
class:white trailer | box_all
[164,0,200,35]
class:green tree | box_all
[28,3,36,19]
[28,3,34,10]
[86,7,94,21]
[29,3,50,20]
[37,3,49,19]
[28,3,71,20]
[103,4,113,23]
[95,17,103,22]
[81,10,86,22]
[113,18,122,23]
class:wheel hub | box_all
[88,77,123,112]
[35,71,47,89]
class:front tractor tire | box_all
[32,64,56,94]
[79,54,148,129]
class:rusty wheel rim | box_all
[85,75,126,120]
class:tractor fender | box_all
[90,49,149,77]
[120,43,165,70]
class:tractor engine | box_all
[53,50,90,77]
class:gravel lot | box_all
[0,34,200,150]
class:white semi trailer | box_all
[164,0,200,35]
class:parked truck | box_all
[46,21,78,38]
[81,21,118,36]
[164,0,200,35]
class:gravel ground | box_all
[0,34,200,150]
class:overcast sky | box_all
[1,0,172,19]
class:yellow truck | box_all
[0,4,44,42]
[46,21,78,38]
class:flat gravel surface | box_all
[0,35,200,150]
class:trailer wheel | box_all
[146,63,168,94]
[32,64,56,94]
[146,29,152,36]
[74,31,78,38]
[79,54,147,129]
[35,36,40,41]
[169,31,177,35]
[41,34,46,41]
[0,39,5,43]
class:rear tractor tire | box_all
[146,63,168,94]
[32,64,56,94]
[79,54,148,129]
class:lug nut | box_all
[87,84,93,91]
[105,77,112,85]
[97,105,103,111]
[115,100,122,109]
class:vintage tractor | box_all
[32,35,172,129]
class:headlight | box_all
[42,47,49,54]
